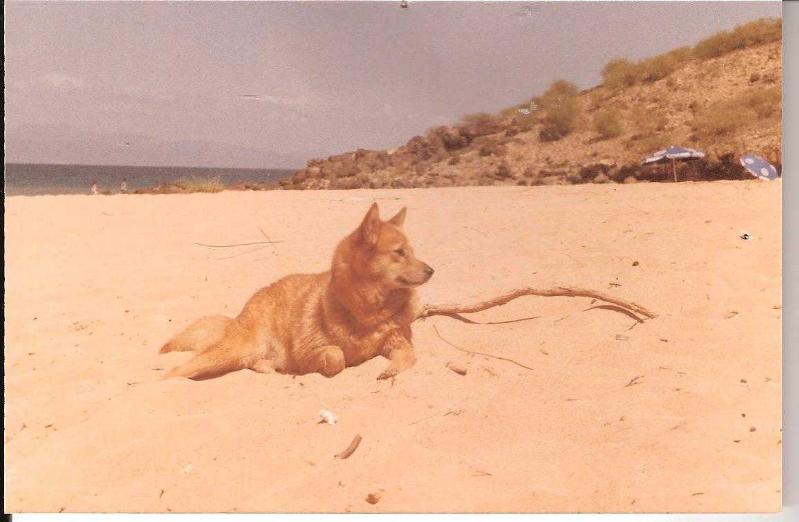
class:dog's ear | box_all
[358,203,381,246]
[387,207,406,228]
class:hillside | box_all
[281,19,781,190]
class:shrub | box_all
[630,106,668,134]
[692,17,781,60]
[602,59,639,89]
[428,125,468,150]
[458,112,502,138]
[534,80,580,141]
[598,19,780,90]
[692,30,740,60]
[692,86,781,138]
[691,99,749,137]
[639,54,679,82]
[747,86,781,119]
[593,108,624,139]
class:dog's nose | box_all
[424,265,435,276]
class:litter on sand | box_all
[318,409,338,425]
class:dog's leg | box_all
[249,358,274,374]
[377,331,417,380]
[296,345,346,377]
[165,323,255,380]
[160,315,231,354]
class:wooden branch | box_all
[417,286,656,324]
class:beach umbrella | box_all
[642,145,705,182]
[740,154,779,180]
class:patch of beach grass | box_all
[175,175,226,193]
[691,86,781,138]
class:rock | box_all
[566,170,584,184]
[538,176,566,186]
[495,163,512,178]
[335,176,360,190]
[623,176,638,184]
[292,170,309,184]
[431,126,468,150]
[593,173,611,183]
[578,162,611,181]
[478,142,507,157]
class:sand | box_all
[3,181,782,513]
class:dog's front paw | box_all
[377,366,399,380]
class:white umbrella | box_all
[740,154,779,181]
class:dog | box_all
[160,203,434,380]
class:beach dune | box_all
[3,182,781,512]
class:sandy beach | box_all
[3,181,781,513]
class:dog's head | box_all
[342,203,434,290]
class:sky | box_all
[4,1,782,168]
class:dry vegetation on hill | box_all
[281,18,781,190]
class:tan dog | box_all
[160,203,434,380]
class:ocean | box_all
[3,163,295,196]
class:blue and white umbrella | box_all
[642,145,705,182]
[740,154,778,181]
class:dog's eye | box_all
[394,248,406,257]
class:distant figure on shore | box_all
[120,179,128,193]
[91,181,99,195]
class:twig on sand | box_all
[417,286,656,324]
[257,225,280,256]
[624,375,644,388]
[433,325,534,372]
[194,240,283,249]
[583,304,645,323]
[334,434,363,459]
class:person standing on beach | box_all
[91,181,99,195]
[120,178,128,193]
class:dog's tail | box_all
[159,315,232,354]
[161,318,261,380]
[164,346,249,380]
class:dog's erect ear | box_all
[387,207,406,227]
[358,203,381,246]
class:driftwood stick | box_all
[417,286,656,323]
[334,434,363,460]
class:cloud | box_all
[40,72,85,90]
[235,92,311,115]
